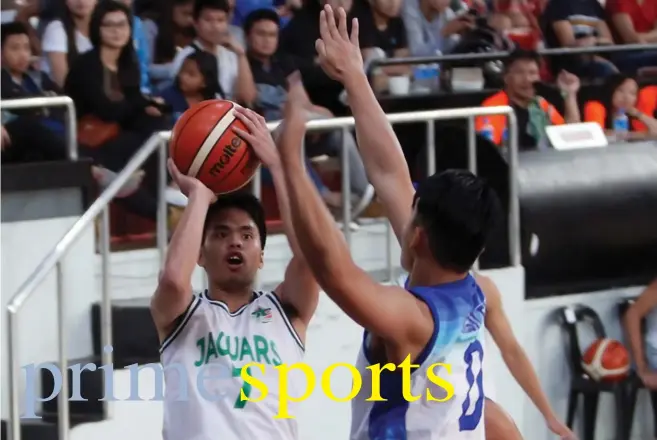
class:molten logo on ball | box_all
[209,137,241,177]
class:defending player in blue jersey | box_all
[260,7,500,438]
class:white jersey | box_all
[160,290,304,440]
[350,273,486,440]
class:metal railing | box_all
[1,96,78,160]
[5,105,519,440]
[6,133,169,440]
[373,42,657,68]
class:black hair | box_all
[203,192,267,249]
[153,0,195,64]
[58,0,89,68]
[600,73,639,130]
[176,50,221,99]
[504,48,540,71]
[1,22,29,47]
[193,0,230,20]
[89,1,141,88]
[413,169,501,273]
[243,8,280,35]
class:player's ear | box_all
[409,224,423,254]
[258,250,264,269]
[198,247,206,267]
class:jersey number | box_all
[232,365,252,409]
[458,340,484,431]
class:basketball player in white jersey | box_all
[151,111,319,439]
[306,6,575,439]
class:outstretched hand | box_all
[315,5,363,83]
[232,107,281,169]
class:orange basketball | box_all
[170,99,260,194]
[581,338,630,382]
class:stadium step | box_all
[91,299,159,368]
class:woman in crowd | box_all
[143,0,196,90]
[65,1,182,219]
[583,74,657,139]
[41,0,97,87]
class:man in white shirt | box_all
[171,0,257,104]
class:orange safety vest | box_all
[635,85,657,132]
[475,90,565,146]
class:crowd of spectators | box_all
[0,0,656,214]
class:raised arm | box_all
[316,6,415,243]
[274,75,432,355]
[150,160,216,342]
[232,105,319,330]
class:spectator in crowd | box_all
[117,0,153,94]
[624,278,657,390]
[280,0,353,114]
[143,0,195,90]
[245,9,374,217]
[225,0,247,46]
[170,0,257,105]
[160,50,222,121]
[606,0,657,74]
[12,0,42,55]
[637,84,657,128]
[583,74,657,138]
[41,0,97,87]
[231,0,301,29]
[475,49,581,149]
[65,1,180,219]
[402,0,475,56]
[541,0,618,79]
[353,0,412,93]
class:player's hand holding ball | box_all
[232,107,281,170]
[315,5,363,83]
[167,158,216,204]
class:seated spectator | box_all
[353,0,412,93]
[606,0,657,74]
[40,0,97,87]
[143,0,195,90]
[160,50,222,121]
[541,0,618,79]
[117,0,153,94]
[623,278,657,390]
[245,9,374,217]
[402,0,475,56]
[475,49,581,149]
[583,74,657,139]
[231,0,301,29]
[637,85,657,131]
[170,0,257,105]
[280,0,354,114]
[65,1,179,219]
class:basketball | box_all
[581,338,630,382]
[169,99,260,194]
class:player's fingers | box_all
[337,8,349,41]
[233,110,258,132]
[350,17,359,46]
[232,127,256,144]
[325,5,341,40]
[167,158,179,178]
[318,9,330,43]
[315,39,326,60]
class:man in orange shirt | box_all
[475,49,581,149]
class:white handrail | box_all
[6,105,519,440]
[1,96,78,160]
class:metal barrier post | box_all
[341,128,352,247]
[507,111,521,266]
[426,121,436,177]
[56,261,70,440]
[100,207,112,419]
[467,116,480,271]
[157,135,168,268]
[7,312,20,440]
[1,96,78,160]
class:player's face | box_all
[199,208,264,290]
[99,11,132,49]
[195,9,228,45]
[1,34,31,74]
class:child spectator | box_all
[170,0,257,105]
[583,74,657,139]
[40,0,97,87]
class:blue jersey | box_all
[350,273,486,440]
